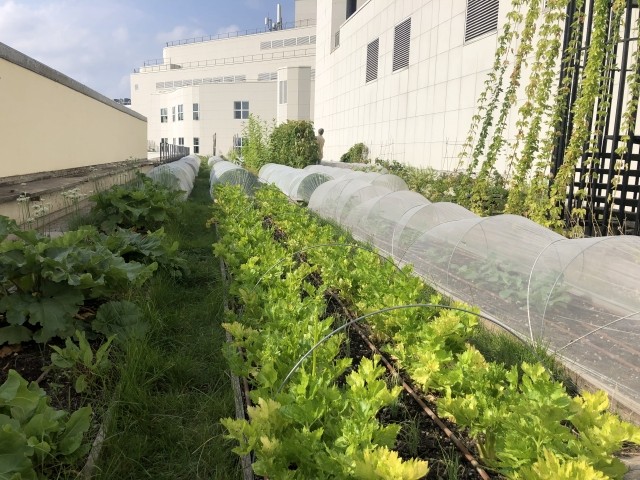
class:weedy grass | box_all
[469,322,578,395]
[96,167,240,479]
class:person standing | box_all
[316,128,325,163]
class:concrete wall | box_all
[150,82,279,156]
[0,42,147,178]
[313,0,511,170]
[295,0,318,23]
[277,66,313,124]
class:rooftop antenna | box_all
[265,14,273,31]
[276,3,282,30]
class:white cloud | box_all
[155,25,208,45]
[0,0,152,97]
[112,26,130,44]
[243,0,264,10]
[216,24,240,35]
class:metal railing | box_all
[143,58,166,67]
[134,48,315,74]
[164,19,316,47]
[160,144,190,163]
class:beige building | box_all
[130,0,318,158]
[0,42,147,179]
[313,0,508,170]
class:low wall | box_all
[0,42,147,178]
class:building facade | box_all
[0,42,147,178]
[131,1,318,158]
[313,0,510,170]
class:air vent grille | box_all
[366,38,379,82]
[465,0,499,42]
[392,18,411,71]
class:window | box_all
[465,0,499,42]
[172,106,176,122]
[161,137,168,145]
[193,103,199,120]
[279,80,288,104]
[160,108,168,123]
[178,104,184,121]
[178,137,184,146]
[193,137,200,154]
[393,18,411,71]
[366,38,379,83]
[234,101,249,119]
[346,0,357,18]
[233,136,247,153]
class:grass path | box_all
[96,168,240,479]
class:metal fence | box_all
[135,48,315,74]
[164,19,316,47]
[160,144,190,163]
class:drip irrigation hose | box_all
[277,303,520,393]
[351,323,491,480]
[323,292,490,478]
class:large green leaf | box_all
[0,216,18,242]
[0,326,32,346]
[58,406,91,456]
[0,371,43,424]
[0,424,35,480]
[93,300,146,343]
[0,286,83,344]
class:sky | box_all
[0,0,296,99]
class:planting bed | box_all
[213,183,640,479]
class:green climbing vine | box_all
[548,0,615,234]
[470,0,541,216]
[505,0,568,216]
[607,7,640,233]
[460,2,522,177]
[462,0,636,237]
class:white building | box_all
[131,0,318,157]
[313,0,509,169]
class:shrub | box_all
[268,120,320,168]
[241,114,272,172]
[341,143,369,163]
[376,159,507,214]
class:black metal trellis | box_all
[553,0,640,235]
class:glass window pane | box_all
[242,101,249,109]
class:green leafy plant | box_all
[103,227,189,278]
[268,120,320,168]
[341,142,369,164]
[90,173,183,232]
[92,300,146,344]
[0,369,92,478]
[49,330,115,393]
[213,184,640,479]
[0,216,156,345]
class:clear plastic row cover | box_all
[342,191,431,251]
[209,161,258,197]
[208,155,224,167]
[258,164,334,202]
[308,172,409,222]
[529,236,640,402]
[147,155,198,200]
[273,172,640,409]
[181,155,201,177]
